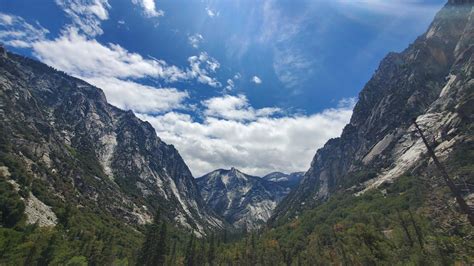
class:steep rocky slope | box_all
[0,50,222,235]
[197,168,289,230]
[271,0,473,225]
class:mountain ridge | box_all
[0,50,223,235]
[270,1,473,225]
[197,167,290,230]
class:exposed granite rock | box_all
[197,168,289,230]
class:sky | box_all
[0,0,445,176]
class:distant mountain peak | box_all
[197,168,290,230]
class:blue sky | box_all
[0,0,445,176]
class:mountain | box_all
[196,168,289,230]
[270,0,474,225]
[262,171,304,189]
[0,49,223,236]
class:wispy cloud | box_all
[205,7,219,18]
[258,0,316,90]
[0,13,49,48]
[272,46,314,91]
[332,0,442,18]
[55,0,110,36]
[224,79,235,92]
[187,52,221,87]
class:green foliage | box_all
[213,175,474,265]
[138,211,169,266]
[0,178,25,227]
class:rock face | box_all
[197,168,289,230]
[262,171,304,189]
[271,1,474,225]
[0,52,222,235]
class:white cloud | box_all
[27,28,225,112]
[187,52,221,87]
[138,97,355,176]
[205,7,219,18]
[188,33,203,49]
[203,94,280,121]
[55,0,110,36]
[260,0,306,43]
[84,77,188,113]
[132,0,164,18]
[224,79,235,92]
[32,29,187,81]
[251,76,262,84]
[0,13,49,48]
[32,30,223,89]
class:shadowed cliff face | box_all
[271,1,474,225]
[0,52,223,235]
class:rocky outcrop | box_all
[270,1,473,225]
[197,168,289,230]
[0,51,223,235]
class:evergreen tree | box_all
[138,211,165,266]
[154,220,168,265]
[208,233,216,266]
[185,233,196,266]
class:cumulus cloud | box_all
[55,0,110,36]
[251,76,262,84]
[203,94,280,121]
[188,33,203,49]
[0,13,49,48]
[32,29,187,81]
[132,0,164,18]
[84,77,188,113]
[138,97,355,176]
